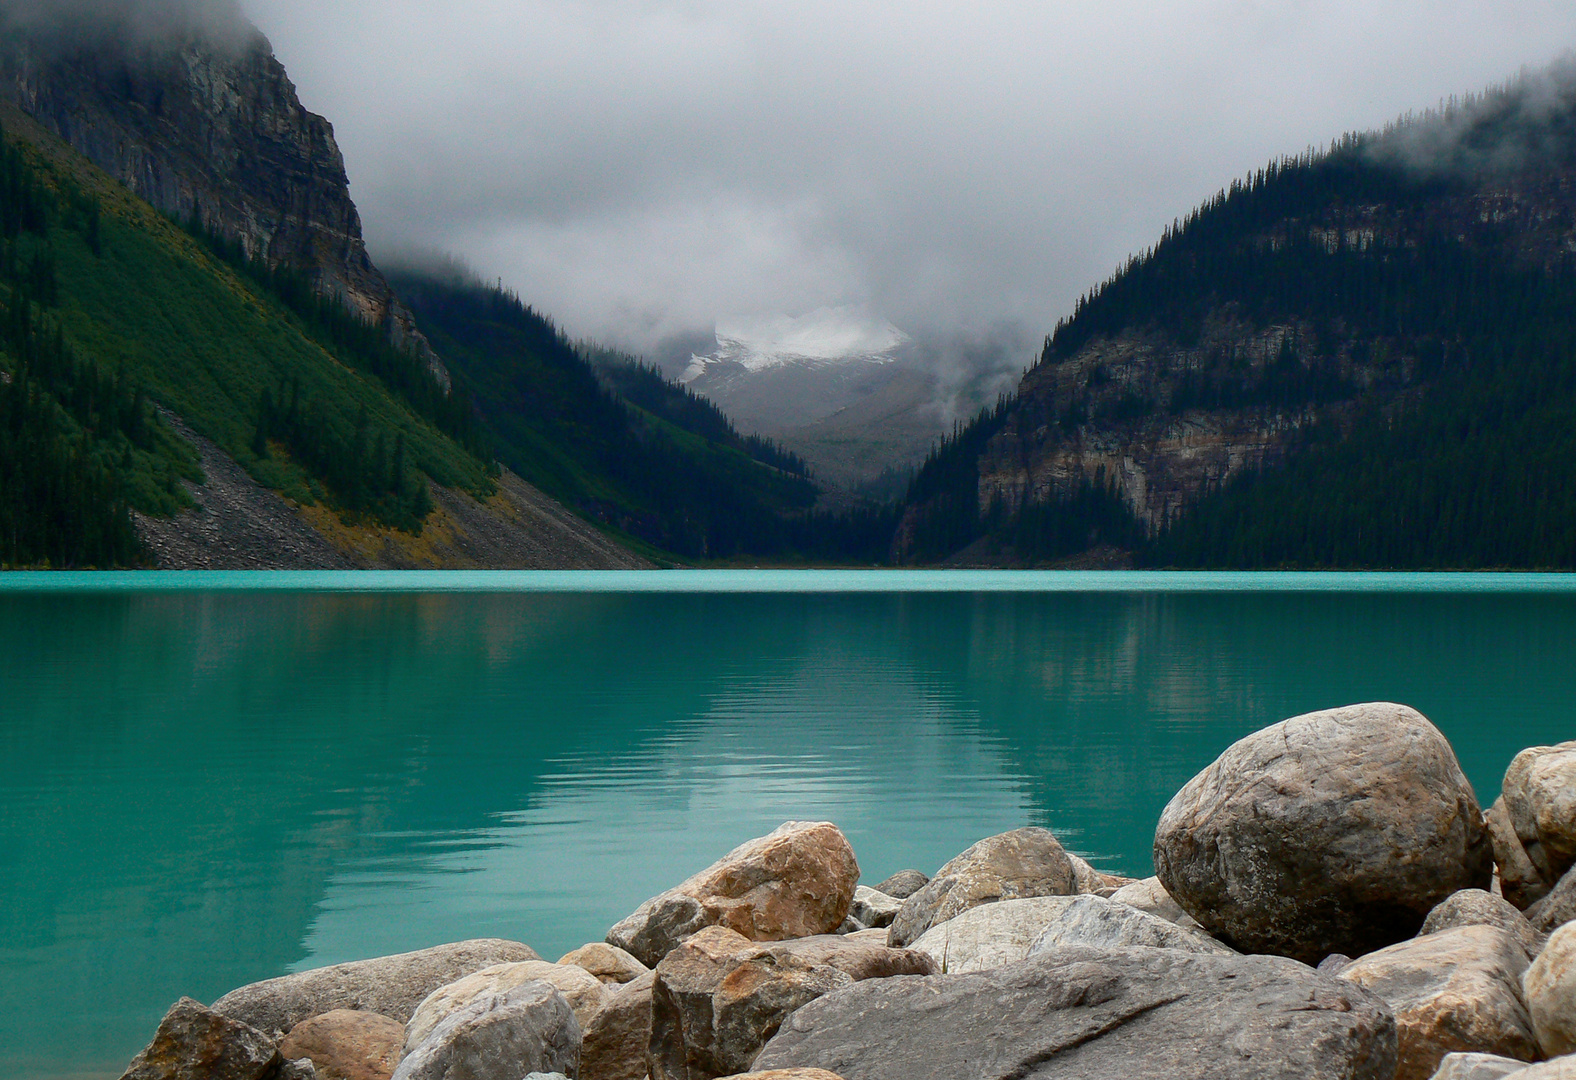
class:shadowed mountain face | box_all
[0,5,437,366]
[895,61,1576,567]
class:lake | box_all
[3,570,1574,1079]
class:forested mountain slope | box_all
[896,62,1576,568]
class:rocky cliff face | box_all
[0,14,444,377]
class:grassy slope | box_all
[6,105,490,515]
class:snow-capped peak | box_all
[683,306,908,382]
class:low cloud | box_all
[226,1,1576,374]
[0,0,251,45]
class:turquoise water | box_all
[2,571,1574,1078]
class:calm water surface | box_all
[2,571,1574,1078]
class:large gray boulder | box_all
[887,828,1077,947]
[1526,922,1576,1057]
[1502,743,1576,887]
[210,939,541,1036]
[390,982,578,1080]
[1339,925,1539,1080]
[581,971,655,1080]
[607,821,860,967]
[1026,894,1235,957]
[1155,702,1493,964]
[403,960,606,1055]
[119,998,280,1080]
[278,1009,403,1080]
[1422,889,1546,961]
[753,946,1397,1079]
[909,895,1080,974]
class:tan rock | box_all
[1503,743,1576,886]
[888,828,1077,947]
[1340,925,1540,1080]
[404,961,606,1055]
[1067,853,1136,897]
[649,926,860,1080]
[1422,889,1546,961]
[119,997,279,1080]
[582,971,655,1080]
[210,939,541,1035]
[558,943,650,986]
[1507,1055,1576,1078]
[1526,922,1576,1057]
[1489,797,1551,911]
[608,821,860,967]
[1155,703,1493,964]
[715,1072,846,1080]
[842,927,891,946]
[1527,865,1576,934]
[1427,1051,1539,1079]
[909,895,1081,974]
[280,1010,403,1080]
[1108,876,1206,932]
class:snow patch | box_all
[683,306,908,382]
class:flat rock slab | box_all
[211,939,540,1036]
[1155,702,1493,964]
[754,946,1397,1080]
[1339,925,1538,1080]
[119,997,280,1080]
[279,1009,403,1080]
[1027,894,1234,956]
[1428,1053,1537,1080]
[909,895,1081,974]
[888,828,1076,947]
[608,821,860,967]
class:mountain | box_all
[679,306,1017,493]
[893,62,1576,569]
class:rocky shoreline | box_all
[115,703,1576,1080]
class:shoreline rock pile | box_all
[115,703,1576,1080]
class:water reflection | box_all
[2,585,1574,1079]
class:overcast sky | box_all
[241,0,1576,362]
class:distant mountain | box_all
[680,307,1017,492]
[893,61,1576,569]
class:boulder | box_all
[1319,954,1355,976]
[1108,876,1205,932]
[763,935,935,980]
[1503,743,1576,885]
[842,928,891,946]
[558,942,650,986]
[1025,894,1236,957]
[1490,797,1551,911]
[404,961,605,1054]
[1422,890,1546,960]
[1526,922,1576,1057]
[849,887,900,929]
[1427,1053,1536,1080]
[279,1061,319,1080]
[753,946,1397,1080]
[211,939,541,1036]
[1154,702,1494,964]
[833,916,863,935]
[887,828,1077,947]
[581,971,655,1080]
[649,926,874,1080]
[390,983,578,1080]
[607,821,860,967]
[1066,853,1135,897]
[279,1010,403,1080]
[872,870,928,899]
[716,1073,846,1080]
[1526,865,1576,933]
[1338,925,1539,1080]
[119,998,281,1080]
[909,895,1079,974]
